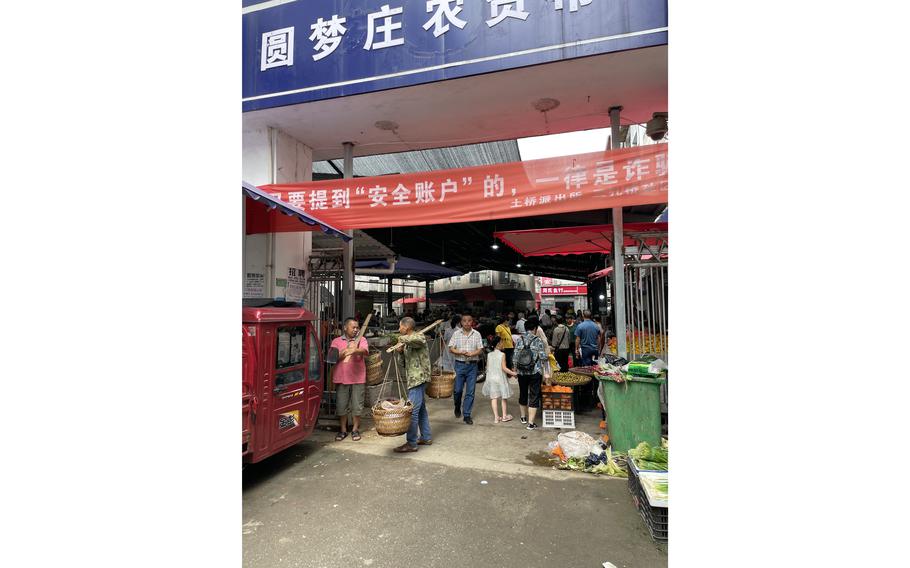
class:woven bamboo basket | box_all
[372,401,413,436]
[426,371,456,398]
[365,352,384,385]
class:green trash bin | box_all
[598,374,665,452]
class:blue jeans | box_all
[580,347,598,367]
[453,360,479,418]
[406,383,431,448]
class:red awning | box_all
[588,267,614,281]
[494,222,667,257]
[394,297,427,304]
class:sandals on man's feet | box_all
[335,431,348,441]
[351,431,361,441]
[501,415,513,423]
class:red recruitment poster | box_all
[248,144,668,233]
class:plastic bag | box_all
[557,431,597,458]
[602,354,628,367]
[548,353,559,372]
[627,356,667,377]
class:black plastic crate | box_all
[628,460,668,542]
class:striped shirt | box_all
[447,328,483,363]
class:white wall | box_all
[433,270,535,292]
[242,126,314,299]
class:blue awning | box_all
[355,256,462,281]
[243,181,351,242]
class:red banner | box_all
[541,286,588,296]
[249,144,667,233]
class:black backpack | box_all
[516,334,539,374]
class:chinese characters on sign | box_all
[424,0,467,37]
[251,145,668,231]
[364,4,405,50]
[309,15,346,61]
[286,267,306,303]
[260,27,294,71]
[259,0,600,70]
[541,286,588,295]
[244,272,266,298]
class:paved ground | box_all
[243,382,667,568]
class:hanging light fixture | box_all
[516,263,522,268]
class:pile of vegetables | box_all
[639,473,669,504]
[552,441,628,478]
[595,362,625,382]
[551,371,591,386]
[629,440,669,471]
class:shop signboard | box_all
[242,0,668,111]
[541,285,587,296]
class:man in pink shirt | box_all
[331,318,369,441]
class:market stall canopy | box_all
[312,229,394,259]
[355,256,462,282]
[243,181,351,241]
[494,222,668,257]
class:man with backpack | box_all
[512,316,551,430]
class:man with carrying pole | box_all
[389,317,436,453]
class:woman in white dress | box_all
[482,336,517,422]
[440,314,460,372]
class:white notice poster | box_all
[244,272,266,298]
[286,267,306,303]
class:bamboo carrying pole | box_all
[386,319,444,352]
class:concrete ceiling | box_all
[242,45,666,162]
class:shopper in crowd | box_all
[482,336,516,423]
[392,317,432,453]
[574,310,601,367]
[539,308,553,332]
[448,313,484,425]
[440,314,460,373]
[512,316,550,430]
[515,312,527,334]
[551,315,573,372]
[330,317,369,442]
[495,313,515,369]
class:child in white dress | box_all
[483,337,517,423]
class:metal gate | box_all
[618,229,668,411]
[304,249,343,416]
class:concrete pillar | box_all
[341,142,355,318]
[609,106,627,359]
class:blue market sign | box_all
[242,0,667,112]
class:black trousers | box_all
[517,373,542,409]
[502,347,514,370]
[555,348,571,372]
